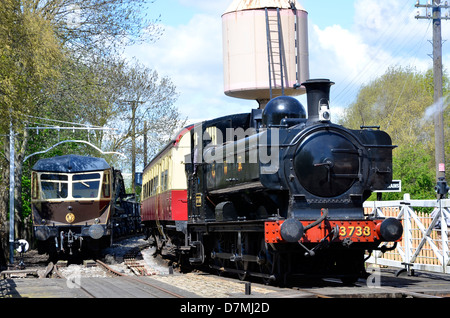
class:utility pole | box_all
[416,0,448,183]
[119,100,145,194]
[143,121,148,168]
[9,123,15,265]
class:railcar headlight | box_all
[34,226,50,241]
[88,224,104,239]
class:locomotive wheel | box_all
[235,232,250,281]
[258,238,276,284]
[236,260,248,281]
[212,257,224,276]
[335,250,364,285]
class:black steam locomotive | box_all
[144,79,402,284]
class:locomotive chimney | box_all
[302,79,334,124]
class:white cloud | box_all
[178,0,230,14]
[125,12,255,122]
[308,0,437,110]
[126,0,445,124]
[311,24,370,80]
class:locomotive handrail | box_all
[364,194,450,274]
[361,144,398,149]
[360,125,380,130]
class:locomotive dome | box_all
[262,96,306,127]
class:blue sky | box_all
[126,0,450,124]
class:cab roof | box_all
[32,155,110,173]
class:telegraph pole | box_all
[119,100,145,194]
[416,0,448,182]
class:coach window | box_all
[102,171,111,198]
[167,156,172,190]
[143,183,147,199]
[162,170,168,191]
[31,172,39,200]
[154,175,159,194]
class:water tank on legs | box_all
[222,0,309,107]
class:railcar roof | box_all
[32,155,110,173]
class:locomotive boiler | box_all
[142,79,402,284]
[31,155,140,260]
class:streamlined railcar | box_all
[32,155,140,260]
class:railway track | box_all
[42,254,186,298]
[93,259,186,298]
[50,251,450,298]
[3,237,450,298]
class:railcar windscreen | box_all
[72,173,101,198]
[40,174,68,199]
[37,172,103,200]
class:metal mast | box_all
[415,0,448,182]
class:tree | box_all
[0,0,64,259]
[339,66,449,199]
[106,60,185,190]
[0,0,167,262]
[31,0,162,56]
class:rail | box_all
[364,194,450,274]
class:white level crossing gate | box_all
[364,194,450,274]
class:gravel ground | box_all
[13,236,278,298]
[59,235,157,278]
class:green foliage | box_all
[0,0,63,133]
[380,147,436,200]
[21,176,31,218]
[340,66,449,200]
[0,0,179,249]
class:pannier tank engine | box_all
[144,79,403,284]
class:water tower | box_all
[222,0,309,108]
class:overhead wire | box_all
[334,0,414,105]
[25,115,105,129]
[386,19,433,129]
[333,0,432,108]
